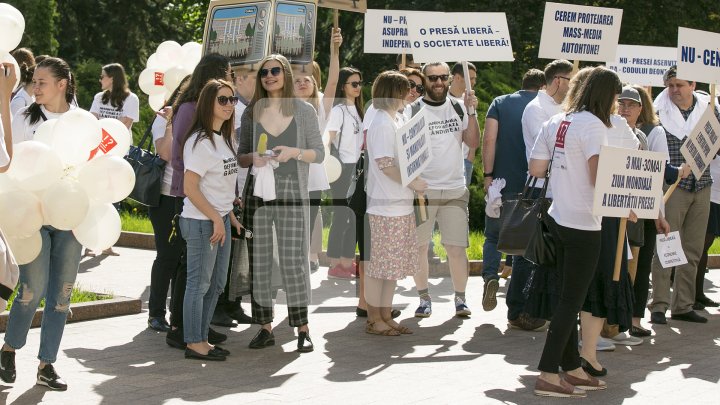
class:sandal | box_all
[366,321,400,336]
[390,324,413,334]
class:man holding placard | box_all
[411,61,480,318]
[649,66,720,324]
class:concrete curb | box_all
[0,296,142,333]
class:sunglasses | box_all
[409,81,425,94]
[427,74,449,83]
[346,81,362,88]
[217,96,239,106]
[260,67,282,78]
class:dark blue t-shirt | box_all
[486,90,538,196]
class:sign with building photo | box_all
[316,0,366,13]
[203,0,273,67]
[680,107,720,178]
[271,1,317,65]
[593,146,665,219]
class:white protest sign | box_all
[396,108,432,186]
[677,27,720,84]
[406,12,513,63]
[606,45,677,87]
[538,2,623,62]
[592,146,665,219]
[363,9,412,54]
[679,106,720,178]
[317,0,367,13]
[656,231,688,268]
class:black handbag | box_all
[124,120,166,207]
[523,198,556,266]
[347,148,367,216]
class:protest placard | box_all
[396,109,432,186]
[406,12,513,63]
[270,1,317,65]
[203,0,274,67]
[592,146,665,219]
[317,0,366,13]
[606,45,676,87]
[677,27,720,84]
[656,231,688,268]
[538,2,623,62]
[679,106,720,178]
[364,9,413,54]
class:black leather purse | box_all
[124,120,166,207]
[346,149,367,216]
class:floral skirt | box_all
[366,214,418,280]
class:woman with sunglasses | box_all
[326,67,364,279]
[165,53,234,350]
[238,54,324,353]
[178,79,241,361]
[401,67,426,105]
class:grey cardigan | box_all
[237,99,325,200]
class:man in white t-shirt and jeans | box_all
[412,62,480,318]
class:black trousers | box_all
[309,190,323,241]
[326,163,357,259]
[147,195,182,318]
[633,219,657,318]
[169,197,187,328]
[538,218,601,373]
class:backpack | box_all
[409,97,465,122]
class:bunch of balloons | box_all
[0,3,23,90]
[138,40,202,111]
[0,111,135,264]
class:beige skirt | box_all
[366,214,419,280]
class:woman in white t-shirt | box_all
[0,62,16,171]
[178,79,242,361]
[528,67,621,397]
[3,57,79,390]
[325,67,365,278]
[89,63,140,130]
[365,71,427,335]
[9,48,35,116]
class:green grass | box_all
[121,210,154,234]
[5,285,113,312]
[709,238,720,255]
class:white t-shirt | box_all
[10,88,33,116]
[326,104,363,164]
[710,157,720,204]
[367,109,413,216]
[89,91,140,123]
[0,123,8,168]
[417,98,468,190]
[531,111,608,231]
[363,104,378,132]
[181,131,238,220]
[11,104,77,143]
[151,116,174,196]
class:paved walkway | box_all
[1,246,719,404]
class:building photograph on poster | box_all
[272,1,316,64]
[204,2,272,66]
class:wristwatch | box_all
[295,150,304,161]
[484,172,494,177]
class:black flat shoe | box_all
[228,306,254,324]
[166,328,186,350]
[630,325,652,337]
[650,311,667,324]
[184,348,226,361]
[211,310,238,328]
[148,317,171,332]
[671,311,708,323]
[210,346,230,356]
[356,308,401,319]
[249,329,275,349]
[297,331,314,353]
[580,357,607,377]
[208,328,227,345]
[698,296,720,307]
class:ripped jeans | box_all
[180,215,231,344]
[4,226,81,364]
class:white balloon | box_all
[0,3,25,32]
[33,119,58,146]
[6,141,63,191]
[0,172,18,192]
[156,40,183,64]
[138,67,167,96]
[0,51,20,91]
[51,109,102,165]
[41,179,90,230]
[7,232,42,265]
[324,155,342,183]
[72,203,121,251]
[77,155,135,204]
[181,42,202,70]
[0,189,43,238]
[163,65,190,92]
[148,93,166,111]
[97,118,132,157]
[0,14,22,53]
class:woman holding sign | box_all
[529,66,622,397]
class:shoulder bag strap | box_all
[138,116,156,151]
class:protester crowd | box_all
[1,29,720,399]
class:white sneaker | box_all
[610,332,643,346]
[578,338,616,352]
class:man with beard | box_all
[410,62,480,318]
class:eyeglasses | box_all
[427,74,449,83]
[409,81,425,94]
[556,75,571,81]
[346,81,362,88]
[617,101,641,109]
[228,70,236,81]
[260,67,282,78]
[217,96,239,106]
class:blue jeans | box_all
[482,215,501,281]
[4,226,81,364]
[180,215,231,344]
[464,159,474,187]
